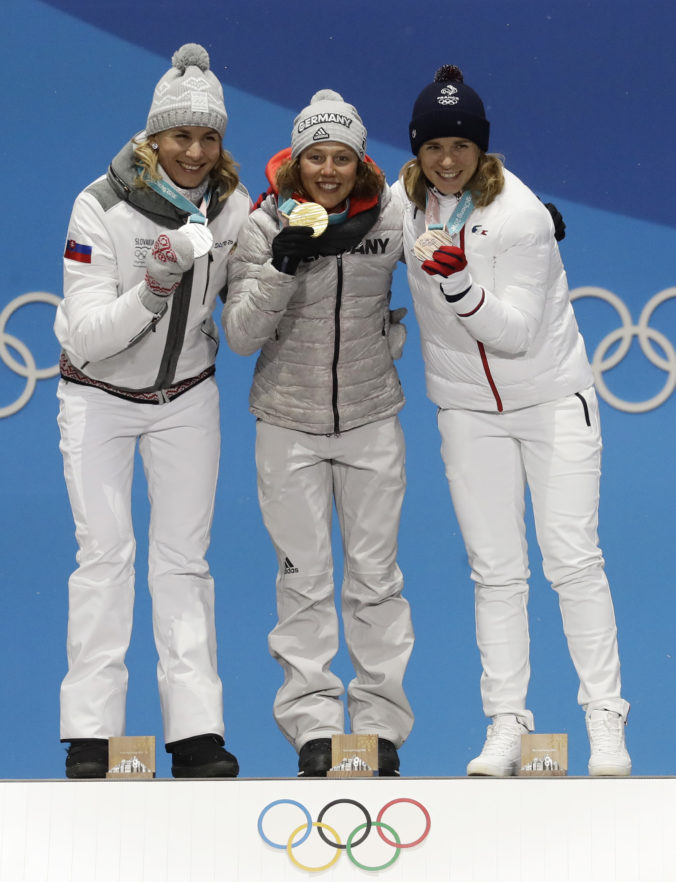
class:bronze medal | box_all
[413,227,454,262]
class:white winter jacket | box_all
[55,140,250,394]
[395,170,592,412]
[223,184,406,434]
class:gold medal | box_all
[288,202,329,238]
[413,227,454,262]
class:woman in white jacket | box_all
[55,44,250,779]
[397,65,631,776]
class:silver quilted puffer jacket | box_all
[223,185,406,434]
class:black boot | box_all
[377,738,400,776]
[65,738,109,779]
[297,738,332,777]
[166,734,239,779]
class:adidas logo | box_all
[284,556,299,574]
[312,127,330,142]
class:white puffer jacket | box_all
[395,170,592,412]
[223,185,406,434]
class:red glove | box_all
[421,244,473,300]
[420,245,467,277]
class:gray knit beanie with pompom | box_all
[291,89,366,160]
[146,43,228,137]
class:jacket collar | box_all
[107,139,226,227]
[254,147,381,218]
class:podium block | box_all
[106,736,155,779]
[519,733,568,776]
[326,734,378,778]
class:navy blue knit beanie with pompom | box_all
[409,65,489,155]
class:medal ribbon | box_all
[141,173,210,224]
[425,189,474,238]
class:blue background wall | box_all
[1,0,675,779]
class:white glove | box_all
[387,307,407,360]
[144,228,195,297]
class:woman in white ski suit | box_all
[55,44,250,779]
[223,89,414,776]
[396,65,631,777]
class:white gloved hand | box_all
[144,229,195,297]
[387,307,407,360]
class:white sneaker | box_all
[587,709,632,776]
[467,714,529,777]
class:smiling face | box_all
[418,136,481,195]
[298,142,359,211]
[154,126,221,188]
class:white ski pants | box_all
[438,387,629,729]
[255,417,415,750]
[57,378,225,744]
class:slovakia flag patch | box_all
[64,240,92,263]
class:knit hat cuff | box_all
[409,112,490,154]
[147,107,227,136]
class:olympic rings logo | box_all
[257,797,431,872]
[0,292,61,419]
[570,286,676,413]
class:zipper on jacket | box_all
[202,252,213,305]
[331,255,344,434]
[154,266,195,389]
[477,342,504,412]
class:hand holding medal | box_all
[420,243,467,278]
[272,201,329,276]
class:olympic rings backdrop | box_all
[2,0,675,781]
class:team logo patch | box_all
[437,85,459,106]
[134,237,154,266]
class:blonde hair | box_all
[400,152,505,212]
[134,137,240,201]
[276,156,385,202]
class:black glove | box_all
[271,226,318,275]
[544,201,566,242]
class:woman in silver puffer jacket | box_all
[223,88,414,777]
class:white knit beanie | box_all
[291,89,366,160]
[146,43,228,137]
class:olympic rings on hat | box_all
[0,292,61,419]
[257,796,431,872]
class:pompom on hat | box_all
[146,43,228,137]
[291,89,367,160]
[409,65,489,155]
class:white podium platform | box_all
[0,776,673,881]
